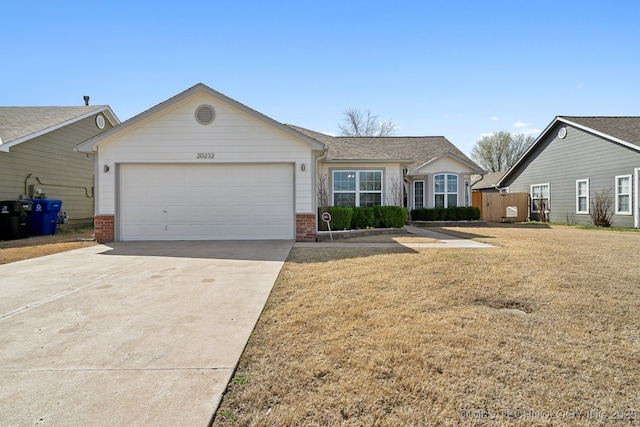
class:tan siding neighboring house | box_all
[0,106,119,227]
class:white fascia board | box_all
[559,118,640,152]
[499,116,640,187]
[498,116,561,187]
[413,152,484,174]
[77,83,325,153]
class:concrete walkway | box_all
[295,226,494,249]
[0,240,292,427]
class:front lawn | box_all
[214,225,639,426]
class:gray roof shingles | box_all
[0,106,105,144]
[561,116,640,148]
[287,125,481,172]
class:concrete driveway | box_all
[0,240,293,426]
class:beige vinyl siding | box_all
[95,92,315,216]
[0,115,112,226]
[505,123,640,226]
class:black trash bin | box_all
[0,200,32,240]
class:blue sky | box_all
[2,1,639,155]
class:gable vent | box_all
[195,104,215,125]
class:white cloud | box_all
[480,132,494,139]
[490,116,499,121]
[513,121,529,128]
[517,128,541,136]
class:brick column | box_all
[296,213,316,242]
[94,215,114,243]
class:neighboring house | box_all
[77,83,481,243]
[471,170,507,193]
[0,106,119,227]
[498,116,640,228]
[288,126,484,211]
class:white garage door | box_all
[119,164,294,240]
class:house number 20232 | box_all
[196,152,215,159]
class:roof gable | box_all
[559,116,640,150]
[499,116,640,186]
[0,106,119,152]
[77,83,324,153]
[413,152,484,175]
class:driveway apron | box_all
[0,240,292,426]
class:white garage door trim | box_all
[117,163,295,241]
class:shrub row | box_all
[322,206,408,230]
[410,206,480,221]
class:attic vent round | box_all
[558,127,567,139]
[195,105,215,125]
[96,115,106,129]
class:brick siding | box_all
[295,213,316,242]
[94,215,114,243]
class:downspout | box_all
[314,149,328,212]
[635,167,639,228]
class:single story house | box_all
[498,116,640,227]
[77,83,481,242]
[0,106,119,227]
[288,126,483,211]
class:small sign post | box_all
[321,211,333,241]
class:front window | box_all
[615,175,632,214]
[434,174,458,208]
[414,180,424,209]
[576,179,589,214]
[531,183,550,213]
[333,170,382,207]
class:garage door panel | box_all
[119,164,294,240]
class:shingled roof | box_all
[287,125,482,173]
[559,116,640,148]
[498,116,640,187]
[287,125,411,162]
[0,106,118,150]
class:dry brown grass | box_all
[215,224,640,426]
[0,227,96,265]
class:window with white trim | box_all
[434,174,458,208]
[576,179,589,214]
[615,175,632,215]
[414,180,424,209]
[332,170,382,207]
[531,183,550,213]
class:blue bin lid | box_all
[30,199,63,212]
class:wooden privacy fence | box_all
[472,192,530,222]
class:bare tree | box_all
[590,189,613,227]
[316,172,330,209]
[471,131,535,172]
[386,175,404,206]
[338,108,398,137]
